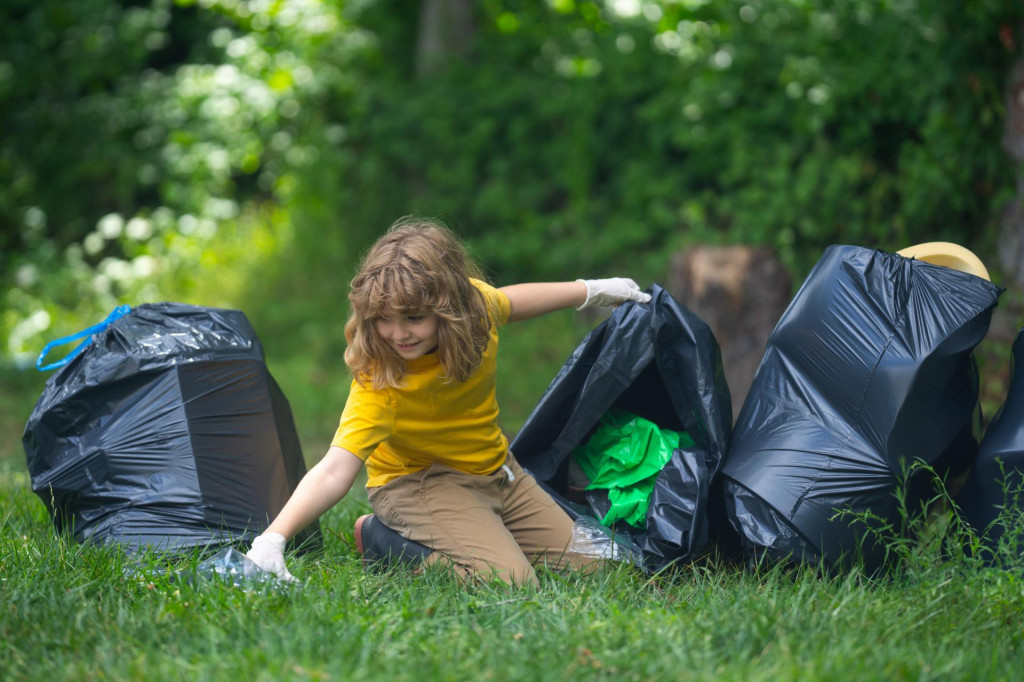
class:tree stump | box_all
[667,245,792,420]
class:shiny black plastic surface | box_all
[23,302,320,552]
[722,246,1001,570]
[511,284,733,571]
[957,328,1024,558]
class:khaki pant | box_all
[367,452,592,586]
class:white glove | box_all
[576,278,651,310]
[245,532,298,582]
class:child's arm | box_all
[501,278,649,322]
[246,445,363,580]
[501,281,587,321]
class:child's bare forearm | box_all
[501,281,587,322]
[501,278,650,321]
[265,446,364,539]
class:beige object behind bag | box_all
[897,241,991,281]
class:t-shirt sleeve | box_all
[471,278,511,328]
[330,380,395,461]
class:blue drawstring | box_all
[35,304,132,371]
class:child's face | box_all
[374,312,440,360]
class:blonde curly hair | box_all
[344,217,491,389]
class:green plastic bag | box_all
[572,411,695,528]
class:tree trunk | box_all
[999,25,1024,288]
[416,0,476,78]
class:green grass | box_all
[3,454,1024,682]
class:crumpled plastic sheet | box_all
[566,516,644,567]
[124,547,296,590]
[193,547,292,588]
[573,410,689,527]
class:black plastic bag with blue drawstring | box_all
[23,302,320,553]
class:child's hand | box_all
[576,278,652,310]
[246,532,298,582]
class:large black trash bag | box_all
[957,328,1024,560]
[23,302,320,553]
[510,284,733,572]
[721,245,1001,572]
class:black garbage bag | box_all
[957,328,1024,560]
[510,284,733,572]
[23,302,320,553]
[721,245,1001,571]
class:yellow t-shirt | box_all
[331,279,512,487]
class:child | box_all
[246,217,650,586]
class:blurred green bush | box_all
[2,0,1022,453]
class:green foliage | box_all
[0,0,356,361]
[1,0,1023,440]
[340,0,1019,278]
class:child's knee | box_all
[481,561,539,588]
[427,551,539,587]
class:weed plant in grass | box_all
[4,458,1024,681]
